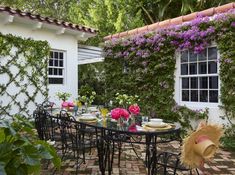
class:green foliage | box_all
[0,115,61,175]
[221,124,235,151]
[216,16,235,124]
[0,0,78,21]
[69,0,144,45]
[56,92,71,102]
[78,85,96,106]
[104,45,177,119]
[114,93,140,109]
[0,33,50,117]
[173,106,209,134]
[78,62,105,105]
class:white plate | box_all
[79,115,97,121]
[145,122,168,128]
[81,113,94,117]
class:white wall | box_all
[0,20,78,114]
[173,52,228,125]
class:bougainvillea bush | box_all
[104,9,235,132]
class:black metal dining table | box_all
[77,118,181,175]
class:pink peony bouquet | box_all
[128,104,140,115]
[111,108,130,120]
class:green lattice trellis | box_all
[0,33,50,117]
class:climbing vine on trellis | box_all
[0,33,50,117]
[104,10,235,131]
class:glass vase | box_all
[117,117,125,129]
[129,114,136,125]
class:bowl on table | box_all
[146,118,167,128]
[149,118,163,124]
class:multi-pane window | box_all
[48,50,65,84]
[180,47,219,103]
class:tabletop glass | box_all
[76,114,181,135]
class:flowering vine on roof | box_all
[105,9,235,57]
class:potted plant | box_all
[56,92,71,102]
[78,85,96,113]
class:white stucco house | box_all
[0,6,103,116]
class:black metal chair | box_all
[57,110,96,166]
[57,112,85,168]
[156,151,198,175]
[33,106,56,141]
[155,139,200,175]
[42,100,56,114]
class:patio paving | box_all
[43,142,235,175]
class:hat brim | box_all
[181,124,223,168]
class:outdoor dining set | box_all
[33,101,221,175]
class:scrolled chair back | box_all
[33,103,55,141]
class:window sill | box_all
[179,101,220,108]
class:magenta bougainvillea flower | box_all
[105,9,235,57]
[231,22,235,27]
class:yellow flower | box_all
[77,101,82,108]
[100,108,109,117]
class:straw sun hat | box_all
[181,122,223,169]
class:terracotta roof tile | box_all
[182,12,198,22]
[119,31,128,38]
[170,16,183,26]
[199,8,215,16]
[159,19,171,28]
[128,28,139,36]
[215,2,234,13]
[138,26,148,34]
[0,6,98,34]
[148,22,160,31]
[104,2,234,41]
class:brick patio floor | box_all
[43,142,235,175]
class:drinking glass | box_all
[141,116,149,125]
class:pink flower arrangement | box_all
[128,104,140,115]
[61,101,74,108]
[128,123,137,132]
[111,108,130,120]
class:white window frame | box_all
[178,45,220,108]
[48,50,66,85]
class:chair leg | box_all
[163,152,168,175]
[118,142,122,167]
[195,168,200,175]
[173,158,180,175]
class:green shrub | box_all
[221,124,235,151]
[0,115,61,175]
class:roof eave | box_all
[0,6,98,38]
